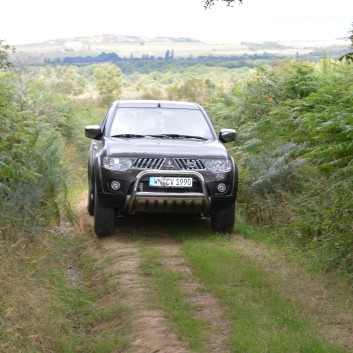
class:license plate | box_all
[149,177,192,188]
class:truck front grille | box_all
[132,158,205,170]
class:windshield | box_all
[109,107,214,140]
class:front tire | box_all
[211,202,235,233]
[94,185,115,237]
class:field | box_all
[13,34,348,61]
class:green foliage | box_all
[210,59,353,276]
[0,39,15,68]
[0,71,78,238]
[120,64,246,101]
[44,66,86,96]
[93,63,122,106]
[166,78,215,104]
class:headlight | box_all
[203,159,231,172]
[103,157,134,171]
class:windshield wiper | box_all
[111,134,145,138]
[111,133,208,141]
[148,134,208,140]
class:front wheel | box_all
[210,202,235,233]
[94,185,115,237]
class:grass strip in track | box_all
[140,247,210,352]
[181,236,350,353]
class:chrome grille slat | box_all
[154,159,164,169]
[174,158,205,170]
[197,160,204,169]
[134,158,164,169]
[175,159,185,169]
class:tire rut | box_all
[77,198,188,353]
[100,237,189,353]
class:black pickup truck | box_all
[85,100,238,236]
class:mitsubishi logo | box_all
[161,158,178,170]
[186,160,197,169]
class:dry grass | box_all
[0,220,131,353]
[0,236,67,352]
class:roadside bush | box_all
[209,59,353,277]
[0,73,72,238]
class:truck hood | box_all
[105,137,229,159]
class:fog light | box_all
[217,183,227,193]
[111,181,121,190]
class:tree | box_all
[166,78,215,104]
[339,22,353,63]
[50,66,86,96]
[203,0,243,8]
[93,63,122,106]
[0,39,15,68]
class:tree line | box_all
[46,51,280,66]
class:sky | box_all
[1,0,352,45]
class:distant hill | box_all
[26,34,203,47]
[14,34,205,59]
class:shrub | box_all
[0,73,72,238]
[209,59,353,276]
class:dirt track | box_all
[76,197,353,353]
[76,197,232,353]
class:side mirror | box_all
[219,128,236,143]
[85,125,102,139]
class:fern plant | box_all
[0,71,75,238]
[209,59,353,276]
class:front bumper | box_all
[127,170,210,215]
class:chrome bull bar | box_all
[128,170,210,215]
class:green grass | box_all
[178,235,349,353]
